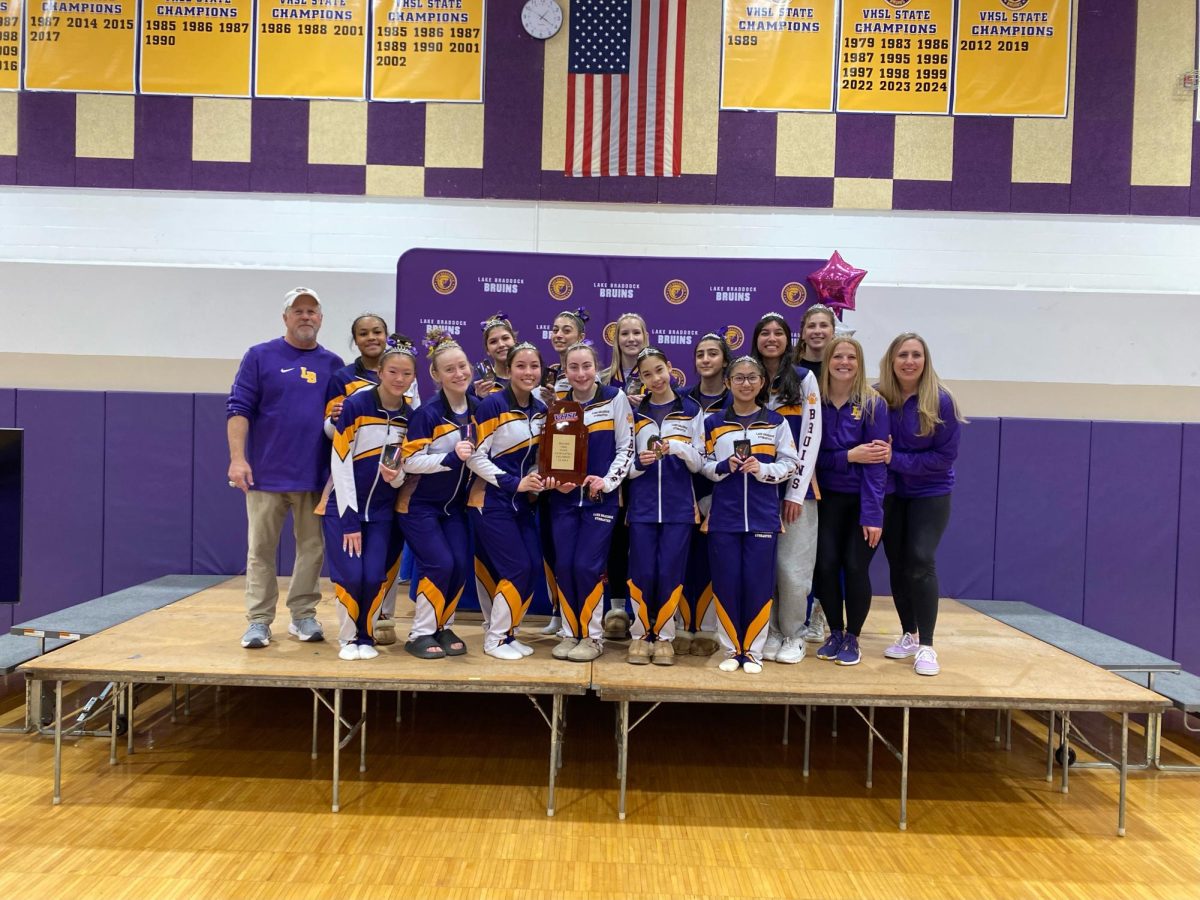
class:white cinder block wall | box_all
[1,186,1198,408]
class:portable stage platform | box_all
[18,582,1167,835]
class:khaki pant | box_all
[244,490,325,625]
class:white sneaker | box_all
[718,658,740,672]
[358,644,379,660]
[914,646,940,676]
[775,637,806,664]
[763,631,783,662]
[742,661,763,675]
[510,639,535,657]
[885,632,920,659]
[540,616,562,635]
[338,644,360,661]
[486,643,524,661]
[802,603,827,642]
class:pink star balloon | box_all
[808,251,867,317]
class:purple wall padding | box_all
[15,390,105,619]
[1083,422,1181,658]
[1175,424,1200,672]
[937,417,999,599]
[192,394,248,574]
[102,392,195,593]
[0,390,14,426]
[993,419,1091,621]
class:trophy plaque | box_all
[539,399,589,485]
[733,439,751,462]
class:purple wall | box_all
[2,385,1196,666]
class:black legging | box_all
[882,494,951,646]
[813,490,887,636]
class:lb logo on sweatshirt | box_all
[548,275,574,301]
[300,367,318,384]
[432,270,457,295]
[851,405,862,419]
[663,279,689,305]
[781,282,807,308]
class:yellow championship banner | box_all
[835,0,952,114]
[952,0,1071,116]
[140,0,253,96]
[720,0,838,111]
[23,0,137,92]
[0,0,21,89]
[255,0,368,99]
[371,0,483,102]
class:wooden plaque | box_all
[538,400,589,485]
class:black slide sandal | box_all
[436,629,467,656]
[404,634,446,659]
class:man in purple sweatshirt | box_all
[227,288,346,649]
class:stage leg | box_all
[1005,709,1012,752]
[127,683,135,755]
[311,691,319,760]
[52,681,62,806]
[396,690,402,724]
[899,707,909,831]
[1046,710,1055,782]
[184,685,191,717]
[1118,712,1128,837]
[866,707,875,789]
[359,690,367,774]
[332,688,342,813]
[832,706,838,738]
[802,705,812,778]
[782,704,790,746]
[1060,711,1070,795]
[170,685,177,724]
[994,709,1002,744]
[547,694,561,817]
[617,700,629,821]
[109,683,118,766]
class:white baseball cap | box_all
[283,287,322,310]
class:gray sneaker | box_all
[241,623,271,649]
[288,617,324,642]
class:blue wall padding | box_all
[1175,424,1200,672]
[191,394,249,575]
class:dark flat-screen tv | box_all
[0,428,22,604]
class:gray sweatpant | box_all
[769,502,818,639]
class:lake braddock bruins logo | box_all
[670,367,688,389]
[724,325,745,351]
[431,269,457,295]
[663,279,689,304]
[781,282,807,308]
[602,322,618,346]
[1000,0,1029,8]
[548,275,574,301]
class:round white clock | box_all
[521,0,562,40]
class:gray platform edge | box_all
[2,575,231,674]
[958,599,1181,671]
[1119,670,1200,712]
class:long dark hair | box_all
[750,313,802,406]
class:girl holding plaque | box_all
[543,342,635,663]
[624,347,704,666]
[324,315,420,435]
[474,312,517,398]
[751,313,823,666]
[701,357,799,674]
[537,308,589,635]
[323,339,416,660]
[466,343,548,661]
[397,330,480,660]
[812,336,890,668]
[876,334,965,677]
[675,330,733,656]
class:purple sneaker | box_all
[884,632,919,659]
[835,632,861,666]
[913,646,940,676]
[816,630,844,660]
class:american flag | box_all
[566,0,686,177]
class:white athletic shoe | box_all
[718,658,740,672]
[510,639,535,657]
[486,643,524,661]
[763,631,783,662]
[885,632,920,659]
[802,603,827,643]
[742,661,763,675]
[540,616,562,635]
[338,644,361,661]
[775,637,806,664]
[358,644,379,660]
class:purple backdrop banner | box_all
[396,248,830,397]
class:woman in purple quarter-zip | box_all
[876,333,967,677]
[811,336,890,668]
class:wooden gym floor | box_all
[0,581,1198,899]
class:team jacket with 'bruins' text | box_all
[701,405,799,534]
[398,390,480,514]
[545,384,635,512]
[326,387,409,535]
[767,365,822,504]
[626,393,705,525]
[466,387,546,513]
